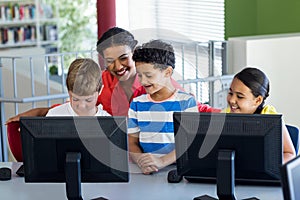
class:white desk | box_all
[0,162,283,200]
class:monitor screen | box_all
[20,116,129,199]
[173,112,283,185]
[281,155,300,200]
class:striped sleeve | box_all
[128,100,140,134]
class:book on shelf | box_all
[0,28,8,44]
[45,45,58,63]
[0,2,56,22]
[13,4,20,21]
[0,5,5,21]
[0,3,36,21]
[0,25,36,45]
[40,3,53,19]
[43,24,57,41]
[0,2,57,48]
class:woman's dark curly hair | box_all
[132,39,175,70]
[234,67,270,114]
[96,27,137,56]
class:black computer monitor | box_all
[281,155,300,200]
[20,116,129,200]
[173,112,283,200]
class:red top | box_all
[97,70,220,116]
[197,102,221,113]
[97,70,145,116]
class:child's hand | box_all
[137,153,165,174]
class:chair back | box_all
[7,121,23,161]
[286,124,299,155]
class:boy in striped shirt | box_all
[128,39,198,174]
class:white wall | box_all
[228,33,300,127]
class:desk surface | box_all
[0,162,283,200]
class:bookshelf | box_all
[0,0,58,49]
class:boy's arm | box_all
[156,150,176,168]
[127,100,144,163]
[128,132,160,175]
[136,150,176,174]
[128,132,143,163]
[6,107,50,124]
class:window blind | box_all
[125,0,227,107]
[128,0,225,42]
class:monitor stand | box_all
[194,150,259,200]
[65,152,83,200]
[65,152,108,200]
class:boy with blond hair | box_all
[47,58,109,116]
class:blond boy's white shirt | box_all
[46,102,110,116]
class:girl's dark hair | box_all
[96,27,138,56]
[234,67,270,114]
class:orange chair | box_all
[7,121,23,162]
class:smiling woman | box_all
[103,45,136,82]
[96,27,144,116]
[96,27,216,116]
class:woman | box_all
[95,27,144,116]
[96,27,216,116]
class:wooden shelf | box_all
[0,41,36,48]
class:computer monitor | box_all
[173,112,283,200]
[281,155,300,200]
[20,116,129,200]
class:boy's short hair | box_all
[132,39,175,70]
[66,58,101,96]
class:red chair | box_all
[7,121,23,162]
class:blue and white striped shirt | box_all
[128,89,198,156]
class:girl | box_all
[225,67,296,163]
